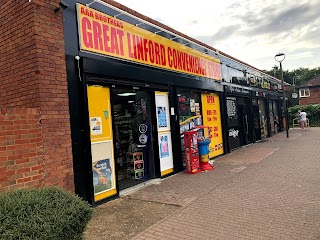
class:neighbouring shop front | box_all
[268,94,282,136]
[252,90,268,140]
[221,57,283,151]
[63,2,224,204]
[224,85,253,151]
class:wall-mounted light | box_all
[75,55,81,82]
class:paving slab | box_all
[132,128,320,240]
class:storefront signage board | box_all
[224,85,251,95]
[77,4,221,80]
[201,93,224,158]
[87,86,117,202]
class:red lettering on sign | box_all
[168,47,173,68]
[102,25,111,52]
[93,21,103,50]
[154,42,160,64]
[148,40,155,63]
[160,44,166,66]
[82,17,93,48]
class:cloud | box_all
[238,2,320,35]
[195,24,242,45]
[110,0,320,70]
[212,24,242,41]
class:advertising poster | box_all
[155,92,174,176]
[92,158,112,194]
[190,99,196,112]
[87,86,117,202]
[90,140,116,200]
[159,135,169,158]
[158,132,173,174]
[201,93,224,158]
[90,117,102,135]
[157,106,168,128]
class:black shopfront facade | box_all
[62,0,225,205]
[220,55,284,152]
[223,85,283,152]
[224,84,253,151]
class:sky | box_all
[114,0,320,71]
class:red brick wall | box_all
[0,1,39,107]
[299,88,320,105]
[0,0,74,192]
[0,108,44,192]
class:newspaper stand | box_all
[184,129,201,174]
[195,126,214,171]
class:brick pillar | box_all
[0,0,74,192]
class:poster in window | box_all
[201,93,224,158]
[157,106,168,128]
[90,117,102,135]
[92,158,113,194]
[159,135,169,158]
[190,99,196,112]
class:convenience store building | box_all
[0,0,284,205]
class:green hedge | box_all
[288,104,320,127]
[0,187,92,240]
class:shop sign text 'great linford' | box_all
[77,4,222,80]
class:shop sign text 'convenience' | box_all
[77,4,221,80]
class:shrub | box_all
[0,187,92,240]
[288,104,320,127]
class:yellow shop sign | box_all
[77,4,221,80]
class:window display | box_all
[177,90,203,165]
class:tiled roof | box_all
[298,75,320,88]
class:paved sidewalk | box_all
[130,128,320,240]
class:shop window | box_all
[177,91,203,160]
[177,91,202,123]
[299,88,310,98]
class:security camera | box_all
[59,1,69,9]
[54,0,69,13]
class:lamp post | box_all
[274,53,289,138]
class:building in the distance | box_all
[297,75,320,105]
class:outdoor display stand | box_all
[196,126,214,171]
[183,130,201,174]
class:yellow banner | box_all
[77,4,221,80]
[87,86,113,142]
[201,93,224,158]
[87,86,117,202]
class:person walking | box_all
[299,110,307,130]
